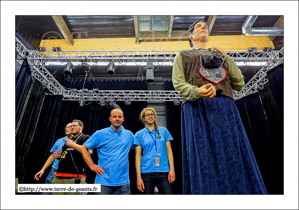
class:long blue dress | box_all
[181,96,268,194]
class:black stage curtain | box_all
[165,81,183,194]
[16,95,62,183]
[19,79,147,192]
[16,58,46,183]
[16,58,31,125]
[235,64,283,194]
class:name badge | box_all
[153,153,161,167]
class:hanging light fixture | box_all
[107,62,116,75]
[64,61,73,76]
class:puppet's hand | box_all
[198,84,216,99]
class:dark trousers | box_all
[141,172,173,194]
[97,184,131,195]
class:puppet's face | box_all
[188,21,209,43]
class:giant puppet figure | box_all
[172,20,267,194]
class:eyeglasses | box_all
[64,126,72,130]
[71,125,80,128]
[145,113,155,117]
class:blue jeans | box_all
[141,172,173,194]
[42,167,57,195]
[96,184,131,195]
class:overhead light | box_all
[108,100,120,109]
[247,47,257,53]
[81,61,90,72]
[64,61,73,76]
[107,62,116,75]
[99,99,106,107]
[173,99,181,106]
[37,47,46,52]
[79,100,84,107]
[124,99,131,105]
[52,47,62,52]
[262,47,272,52]
[146,62,154,82]
[236,62,267,66]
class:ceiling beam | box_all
[133,15,140,44]
[207,15,217,34]
[51,15,74,46]
[40,35,275,51]
[269,16,284,41]
[167,16,174,37]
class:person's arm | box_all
[81,145,105,176]
[34,153,56,181]
[172,53,216,100]
[66,139,92,154]
[135,145,145,192]
[166,141,176,183]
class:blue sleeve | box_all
[133,132,141,146]
[163,128,173,142]
[50,137,65,153]
[84,131,102,150]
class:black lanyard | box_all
[146,128,157,151]
[72,133,82,143]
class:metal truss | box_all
[233,50,284,100]
[16,37,65,95]
[62,89,182,102]
[26,49,283,66]
[16,37,284,102]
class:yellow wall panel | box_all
[39,35,274,52]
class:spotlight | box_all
[247,47,257,53]
[64,61,73,76]
[262,47,272,52]
[99,99,106,107]
[108,100,120,109]
[173,99,181,106]
[124,99,131,105]
[52,47,62,52]
[79,100,84,107]
[81,61,90,72]
[107,62,116,75]
[37,47,46,52]
[146,62,154,82]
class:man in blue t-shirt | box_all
[34,123,72,193]
[82,108,134,194]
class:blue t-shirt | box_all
[50,137,66,169]
[134,127,173,173]
[84,125,134,186]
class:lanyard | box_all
[72,133,82,143]
[146,128,157,151]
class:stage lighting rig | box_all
[64,61,73,76]
[107,62,116,75]
[145,62,154,82]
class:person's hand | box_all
[53,152,60,159]
[90,164,105,176]
[198,84,216,99]
[137,177,145,192]
[66,139,75,148]
[34,170,44,181]
[210,46,227,57]
[168,170,176,183]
